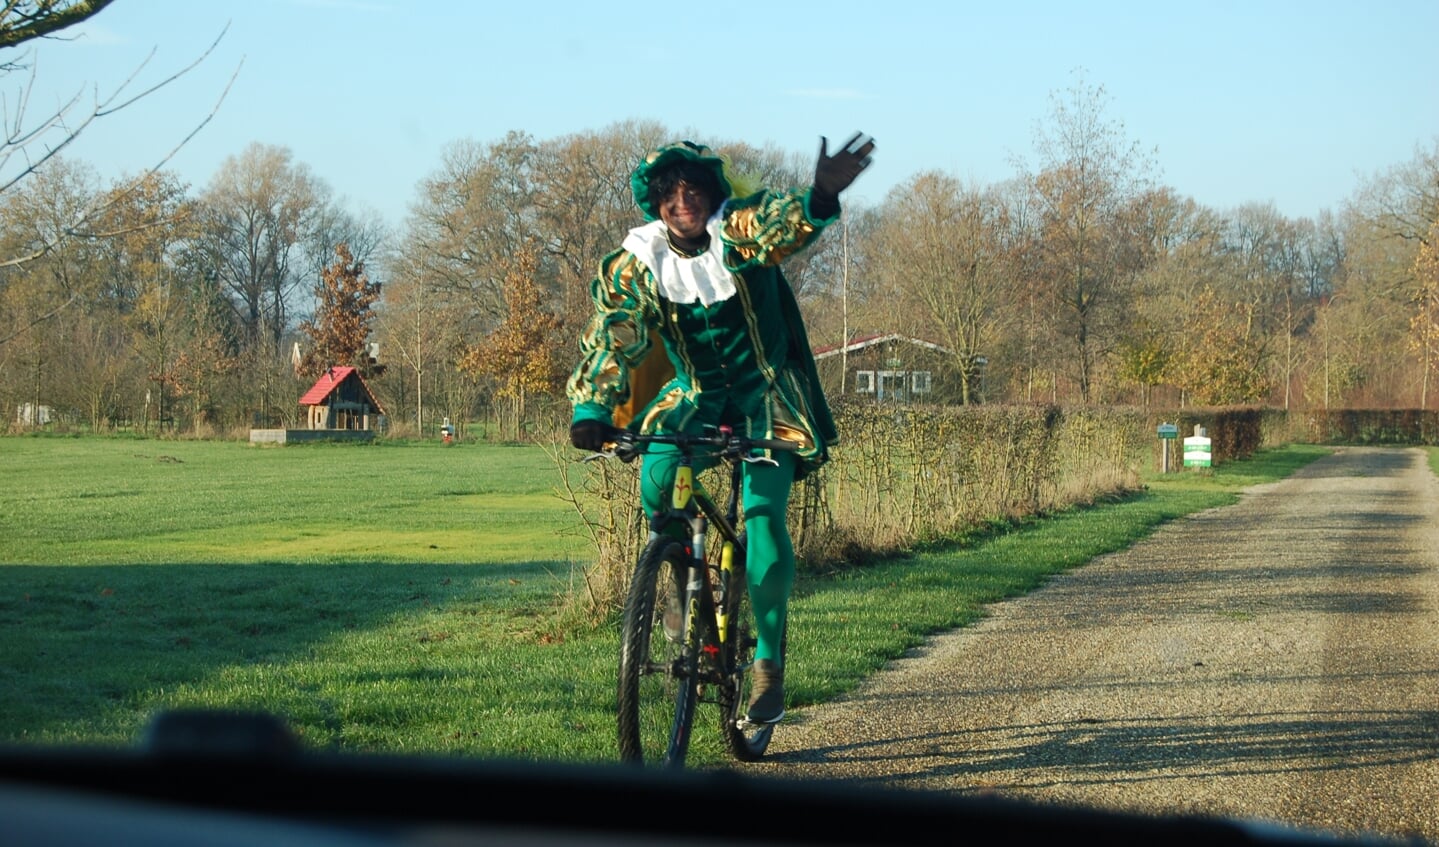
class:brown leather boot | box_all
[746,659,785,723]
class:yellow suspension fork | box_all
[671,463,711,643]
[717,539,735,644]
[673,464,733,645]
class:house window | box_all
[911,371,932,394]
[854,370,875,393]
[878,371,907,401]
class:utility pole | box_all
[840,218,849,394]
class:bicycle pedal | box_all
[735,715,781,731]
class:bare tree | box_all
[1023,71,1156,403]
[196,142,330,351]
[0,1,114,50]
[1342,139,1439,406]
[869,171,1013,403]
[384,133,548,433]
[403,131,541,329]
[1354,137,1439,249]
[91,169,197,428]
[1317,211,1408,406]
[1114,190,1223,405]
[0,157,99,402]
[0,13,232,197]
[0,0,236,370]
[1410,218,1439,408]
[532,121,666,327]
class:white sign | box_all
[1183,434,1212,468]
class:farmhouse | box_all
[813,332,977,404]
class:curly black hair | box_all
[646,160,726,212]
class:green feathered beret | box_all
[630,141,733,221]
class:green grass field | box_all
[0,434,1335,766]
[2,436,585,565]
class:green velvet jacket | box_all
[566,187,839,477]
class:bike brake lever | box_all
[581,441,640,464]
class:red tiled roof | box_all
[299,366,355,405]
[298,366,385,414]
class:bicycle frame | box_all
[656,447,745,662]
[603,426,795,765]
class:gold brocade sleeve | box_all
[565,249,663,417]
[721,189,830,271]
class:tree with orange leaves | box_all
[457,243,565,439]
[298,242,384,379]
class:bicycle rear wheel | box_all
[717,538,778,761]
[617,538,699,766]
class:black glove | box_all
[570,420,621,452]
[812,131,876,216]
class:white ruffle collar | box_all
[621,206,736,306]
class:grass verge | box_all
[0,438,1333,767]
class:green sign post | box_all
[1157,423,1178,473]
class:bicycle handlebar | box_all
[583,428,799,464]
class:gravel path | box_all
[745,446,1439,844]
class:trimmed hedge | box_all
[566,402,1412,609]
[1296,409,1439,445]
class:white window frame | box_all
[878,370,907,400]
[854,370,875,393]
[910,371,932,394]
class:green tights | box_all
[640,442,795,666]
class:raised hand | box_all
[813,131,876,199]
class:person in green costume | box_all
[568,132,875,724]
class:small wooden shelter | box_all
[250,366,386,444]
[299,366,385,431]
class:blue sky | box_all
[15,0,1439,233]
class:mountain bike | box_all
[585,426,796,767]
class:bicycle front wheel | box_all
[617,538,698,766]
